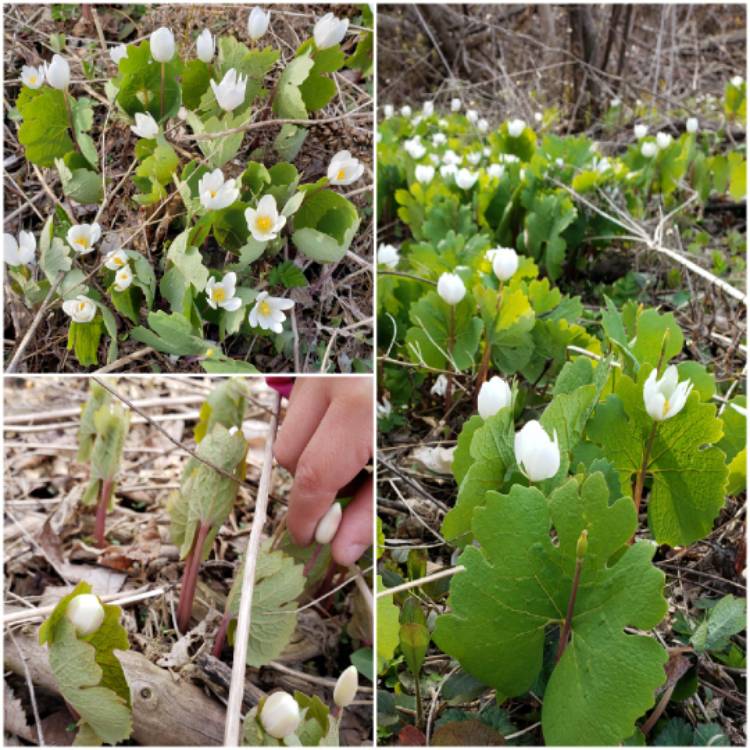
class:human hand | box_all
[274,377,373,565]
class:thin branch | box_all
[375,565,465,599]
[223,390,281,746]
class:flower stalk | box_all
[159,62,165,119]
[94,478,114,548]
[444,305,455,411]
[176,519,212,633]
[633,421,658,518]
[476,280,504,396]
[555,529,587,664]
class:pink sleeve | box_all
[266,377,295,399]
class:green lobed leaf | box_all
[227,544,305,667]
[89,401,131,482]
[273,51,314,119]
[194,377,248,442]
[17,87,74,166]
[433,473,668,746]
[587,367,728,546]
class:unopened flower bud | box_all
[314,503,342,544]
[260,691,301,739]
[333,665,358,708]
[66,593,105,636]
[576,529,589,560]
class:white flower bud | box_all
[656,131,672,150]
[150,27,175,63]
[44,54,70,89]
[641,141,657,158]
[260,692,301,739]
[514,421,560,482]
[196,29,215,63]
[507,118,525,138]
[489,246,519,281]
[66,593,105,636]
[477,376,512,419]
[248,7,270,40]
[686,117,698,134]
[451,98,461,112]
[634,123,648,139]
[314,503,342,545]
[333,665,358,708]
[415,164,435,184]
[437,272,465,305]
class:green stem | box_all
[159,62,165,119]
[633,421,658,518]
[475,280,504,396]
[555,543,586,664]
[444,306,455,411]
[414,670,423,730]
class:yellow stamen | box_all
[212,288,226,303]
[336,168,346,181]
[209,190,217,198]
[662,399,670,416]
[78,302,86,311]
[259,301,272,316]
[255,215,272,233]
[114,257,124,266]
[29,75,37,84]
[75,237,89,248]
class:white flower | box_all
[656,132,673,149]
[477,118,489,133]
[260,692,301,739]
[177,106,189,120]
[641,141,658,158]
[314,503,342,544]
[245,195,286,242]
[404,137,426,160]
[66,593,105,636]
[487,163,504,180]
[431,374,448,397]
[432,132,447,147]
[21,65,44,89]
[437,272,465,305]
[466,109,478,124]
[440,163,458,180]
[110,44,128,65]
[507,118,526,137]
[199,168,239,210]
[248,7,270,40]
[4,231,36,266]
[429,153,440,165]
[248,291,294,333]
[150,27,175,62]
[454,168,478,190]
[377,243,399,268]
[634,123,649,139]
[643,366,693,421]
[514,420,560,482]
[555,157,564,168]
[377,398,392,419]
[478,376,512,419]
[62,295,97,323]
[327,150,364,185]
[205,271,242,311]
[313,12,349,49]
[465,152,482,166]
[44,54,70,89]
[731,76,744,87]
[442,149,460,166]
[210,68,248,112]
[686,117,699,134]
[534,111,543,123]
[611,97,622,108]
[400,104,412,117]
[67,223,101,255]
[333,665,358,709]
[423,100,434,116]
[130,112,159,139]
[113,265,133,292]
[415,164,435,184]
[196,29,215,62]
[489,246,519,281]
[383,104,394,118]
[104,249,129,271]
[451,98,461,112]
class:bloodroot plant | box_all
[6,6,373,372]
[77,381,131,547]
[39,582,133,745]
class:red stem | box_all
[555,554,584,664]
[94,479,113,548]
[177,521,212,633]
[212,605,233,658]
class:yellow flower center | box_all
[212,287,226,302]
[29,75,37,84]
[259,301,272,316]
[209,190,217,198]
[336,168,346,181]
[255,215,273,233]
[114,256,124,267]
[75,237,89,248]
[662,399,670,416]
[78,302,86,311]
